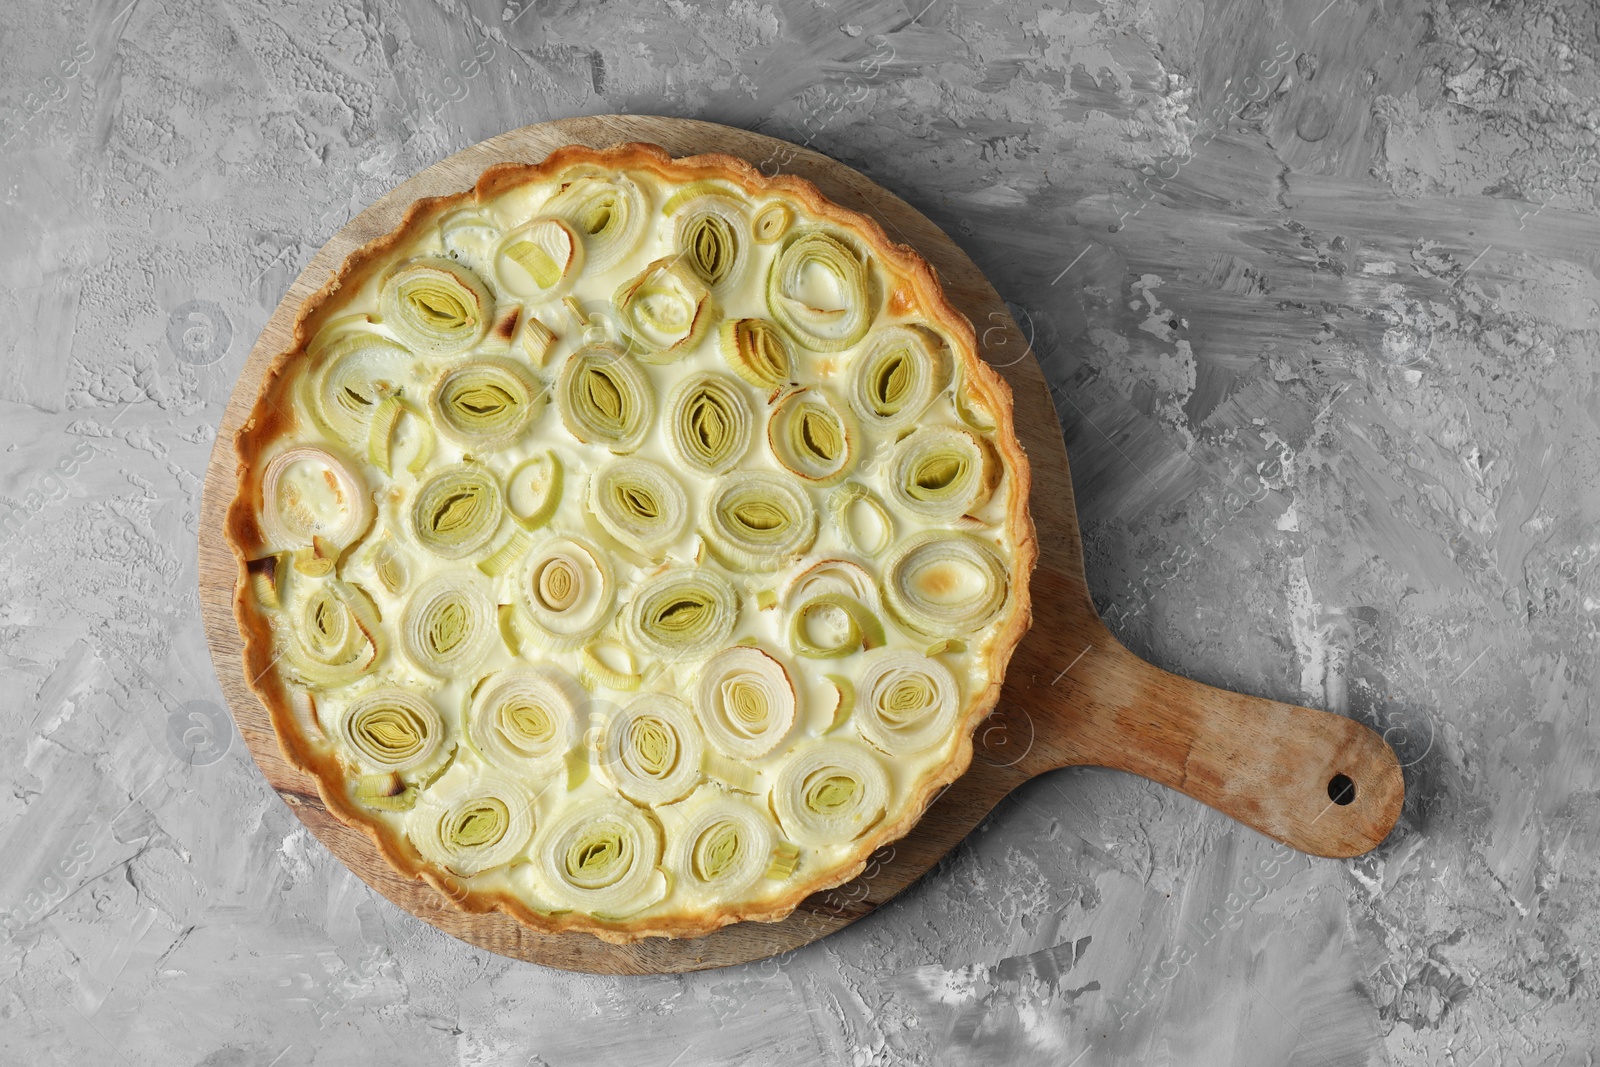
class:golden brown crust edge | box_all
[224,141,1039,945]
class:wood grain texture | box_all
[197,115,1404,974]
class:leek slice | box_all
[439,207,503,277]
[672,194,750,291]
[788,591,887,659]
[506,452,563,530]
[719,318,793,392]
[543,174,649,275]
[360,536,408,595]
[660,180,741,214]
[588,458,688,560]
[752,201,791,244]
[282,578,383,687]
[305,330,409,448]
[766,229,874,352]
[335,687,445,773]
[519,314,559,367]
[883,531,1009,639]
[667,372,754,477]
[828,482,895,557]
[847,325,950,432]
[410,765,537,877]
[399,570,497,678]
[613,256,715,360]
[668,795,774,897]
[518,536,614,651]
[556,345,655,453]
[853,648,960,755]
[581,640,643,692]
[379,256,493,356]
[482,303,522,354]
[702,470,817,573]
[246,553,283,609]
[429,357,542,449]
[260,445,373,552]
[411,464,504,560]
[767,386,858,486]
[771,740,889,847]
[355,771,418,812]
[766,839,801,879]
[622,566,739,663]
[783,556,878,603]
[476,530,532,579]
[885,424,997,523]
[534,796,663,915]
[466,665,582,773]
[823,674,855,733]
[692,645,796,759]
[703,752,758,792]
[597,693,704,804]
[493,217,583,299]
[368,397,436,478]
[952,365,999,432]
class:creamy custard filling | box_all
[243,157,1025,930]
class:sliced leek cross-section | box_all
[671,192,750,291]
[467,665,582,774]
[854,648,960,755]
[379,256,493,356]
[885,424,997,523]
[883,531,1010,639]
[305,329,409,448]
[597,693,705,805]
[848,325,950,432]
[411,765,538,877]
[666,372,753,477]
[719,317,793,392]
[518,535,614,651]
[702,470,817,572]
[557,345,655,453]
[767,387,857,487]
[751,200,791,243]
[336,687,446,774]
[411,463,504,560]
[543,174,650,276]
[589,458,688,560]
[767,229,874,353]
[622,566,739,663]
[283,579,383,688]
[772,740,890,848]
[534,796,665,916]
[399,570,497,678]
[829,482,895,558]
[430,357,542,450]
[693,645,797,759]
[614,256,715,360]
[669,795,774,897]
[260,445,373,552]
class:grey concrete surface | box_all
[2,0,1598,1063]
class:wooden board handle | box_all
[1005,633,1404,857]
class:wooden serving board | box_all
[197,115,1404,975]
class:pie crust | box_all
[225,142,1037,943]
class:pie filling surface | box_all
[227,143,1035,942]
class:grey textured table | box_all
[2,0,1597,1063]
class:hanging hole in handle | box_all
[1327,773,1356,806]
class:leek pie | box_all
[226,143,1036,943]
